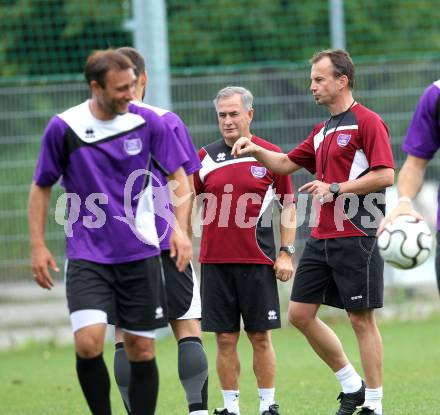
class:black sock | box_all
[114,342,131,414]
[76,353,111,415]
[178,337,209,412]
[129,359,159,415]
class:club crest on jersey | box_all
[85,128,95,139]
[251,165,267,178]
[124,138,142,155]
[337,133,351,147]
[216,152,226,162]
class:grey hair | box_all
[213,86,254,111]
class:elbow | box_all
[278,155,294,175]
[382,169,395,188]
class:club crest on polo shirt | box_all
[337,133,351,147]
[216,152,226,162]
[251,165,267,178]
[124,138,142,155]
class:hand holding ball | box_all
[377,215,432,269]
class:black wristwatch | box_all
[329,182,341,200]
[280,245,295,256]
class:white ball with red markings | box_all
[377,215,433,269]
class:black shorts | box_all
[161,251,201,320]
[66,257,168,331]
[291,236,384,310]
[200,263,281,332]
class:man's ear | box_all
[140,72,147,89]
[339,74,349,90]
[90,80,103,95]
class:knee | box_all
[288,306,312,331]
[348,311,374,334]
[216,332,239,352]
[124,335,155,361]
[75,331,103,358]
[171,319,201,340]
[247,331,271,352]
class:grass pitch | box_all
[1,315,440,414]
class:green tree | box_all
[0,0,131,77]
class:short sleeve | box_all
[359,113,394,169]
[33,116,68,187]
[287,127,319,174]
[402,83,440,160]
[163,112,202,175]
[150,115,189,176]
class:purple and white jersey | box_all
[137,103,202,250]
[34,100,189,263]
[403,80,440,229]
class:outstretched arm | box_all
[28,182,59,289]
[231,136,302,175]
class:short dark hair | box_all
[84,49,135,88]
[310,49,355,89]
[117,47,146,77]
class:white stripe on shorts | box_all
[70,309,107,332]
[123,328,156,339]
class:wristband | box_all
[398,196,412,204]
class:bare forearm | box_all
[397,158,428,199]
[279,204,296,245]
[377,157,428,234]
[339,168,394,195]
[254,147,300,175]
[28,182,51,248]
[168,167,191,233]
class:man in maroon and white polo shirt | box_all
[232,50,394,415]
[194,86,296,415]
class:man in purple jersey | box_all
[378,80,440,290]
[28,49,193,415]
[110,47,208,415]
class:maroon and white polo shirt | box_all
[288,103,394,239]
[194,135,295,264]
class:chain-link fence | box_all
[0,0,439,289]
[1,60,439,283]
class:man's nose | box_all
[127,86,136,101]
[224,115,233,124]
